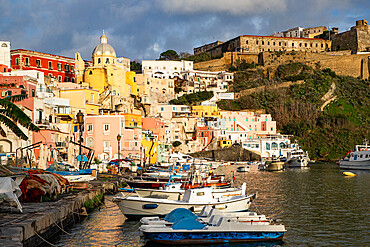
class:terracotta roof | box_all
[10,49,75,61]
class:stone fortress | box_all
[193,20,370,80]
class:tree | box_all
[179,52,191,59]
[130,60,142,73]
[159,50,179,61]
[0,93,39,140]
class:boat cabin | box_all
[182,187,213,203]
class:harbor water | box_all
[54,163,370,246]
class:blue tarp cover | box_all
[164,208,197,223]
[171,218,205,230]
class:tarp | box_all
[77,155,88,162]
[164,208,197,223]
[171,218,205,230]
[0,177,23,212]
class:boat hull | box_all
[115,195,254,219]
[339,160,370,170]
[141,231,284,244]
[286,158,308,168]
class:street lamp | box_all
[117,134,122,172]
[76,110,84,170]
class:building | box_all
[142,60,193,79]
[303,26,328,38]
[284,27,304,38]
[194,41,224,55]
[0,41,11,68]
[220,111,276,139]
[11,49,76,82]
[196,35,331,58]
[156,104,192,120]
[192,105,220,118]
[332,20,370,54]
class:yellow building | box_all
[81,32,134,99]
[217,139,232,148]
[123,112,142,128]
[192,105,220,118]
[125,71,137,96]
[59,87,100,116]
[142,133,158,164]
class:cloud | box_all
[157,0,287,15]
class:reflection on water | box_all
[55,163,370,246]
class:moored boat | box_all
[113,187,256,219]
[139,207,285,244]
[338,139,370,170]
[286,149,309,168]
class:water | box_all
[55,163,370,246]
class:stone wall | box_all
[190,145,261,161]
[193,52,259,71]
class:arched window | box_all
[97,58,101,64]
[106,58,110,64]
[1,43,7,47]
[266,143,270,150]
[272,142,278,150]
[280,142,286,149]
[89,70,93,75]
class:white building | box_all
[241,134,299,158]
[142,60,193,79]
[284,27,304,38]
[0,41,11,68]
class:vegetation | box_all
[169,91,214,105]
[158,50,213,63]
[159,50,180,60]
[218,64,370,161]
[130,60,142,73]
[0,93,39,140]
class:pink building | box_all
[220,111,276,139]
[0,75,37,114]
[83,114,141,162]
[196,126,214,150]
[142,118,165,142]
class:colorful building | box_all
[58,86,100,116]
[192,105,220,118]
[11,49,76,82]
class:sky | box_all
[0,0,369,62]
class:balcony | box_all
[56,142,67,147]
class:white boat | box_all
[139,207,285,244]
[236,166,249,172]
[134,183,247,200]
[338,140,370,170]
[113,187,256,219]
[286,149,309,167]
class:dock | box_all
[0,183,112,246]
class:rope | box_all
[53,222,73,236]
[114,221,141,246]
[33,228,59,247]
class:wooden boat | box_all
[139,207,285,244]
[113,187,256,219]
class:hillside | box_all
[218,63,370,161]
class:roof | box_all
[240,35,326,41]
[11,49,75,62]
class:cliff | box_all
[218,63,370,161]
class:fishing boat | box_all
[259,160,285,171]
[338,139,370,170]
[113,187,256,219]
[286,149,309,168]
[139,207,285,244]
[133,183,247,200]
[236,166,249,172]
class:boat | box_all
[338,139,370,170]
[113,187,256,219]
[258,159,284,171]
[236,166,249,172]
[139,207,286,244]
[133,183,247,200]
[286,149,309,168]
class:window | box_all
[48,73,53,77]
[49,61,53,70]
[246,40,248,44]
[71,65,74,72]
[279,42,281,46]
[256,41,259,45]
[36,59,41,68]
[57,63,62,71]
[65,64,69,72]
[87,124,93,133]
[103,124,110,133]
[31,89,35,97]
[58,75,62,81]
[103,141,110,150]
[25,57,30,66]
[65,77,69,82]
[89,70,93,75]
[91,93,94,102]
[106,58,110,64]
[16,58,19,65]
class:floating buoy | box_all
[343,172,357,177]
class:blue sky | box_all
[0,0,369,61]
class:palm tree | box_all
[0,93,39,140]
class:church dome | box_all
[92,32,116,57]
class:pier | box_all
[0,183,111,247]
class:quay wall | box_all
[0,188,104,247]
[191,146,261,161]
